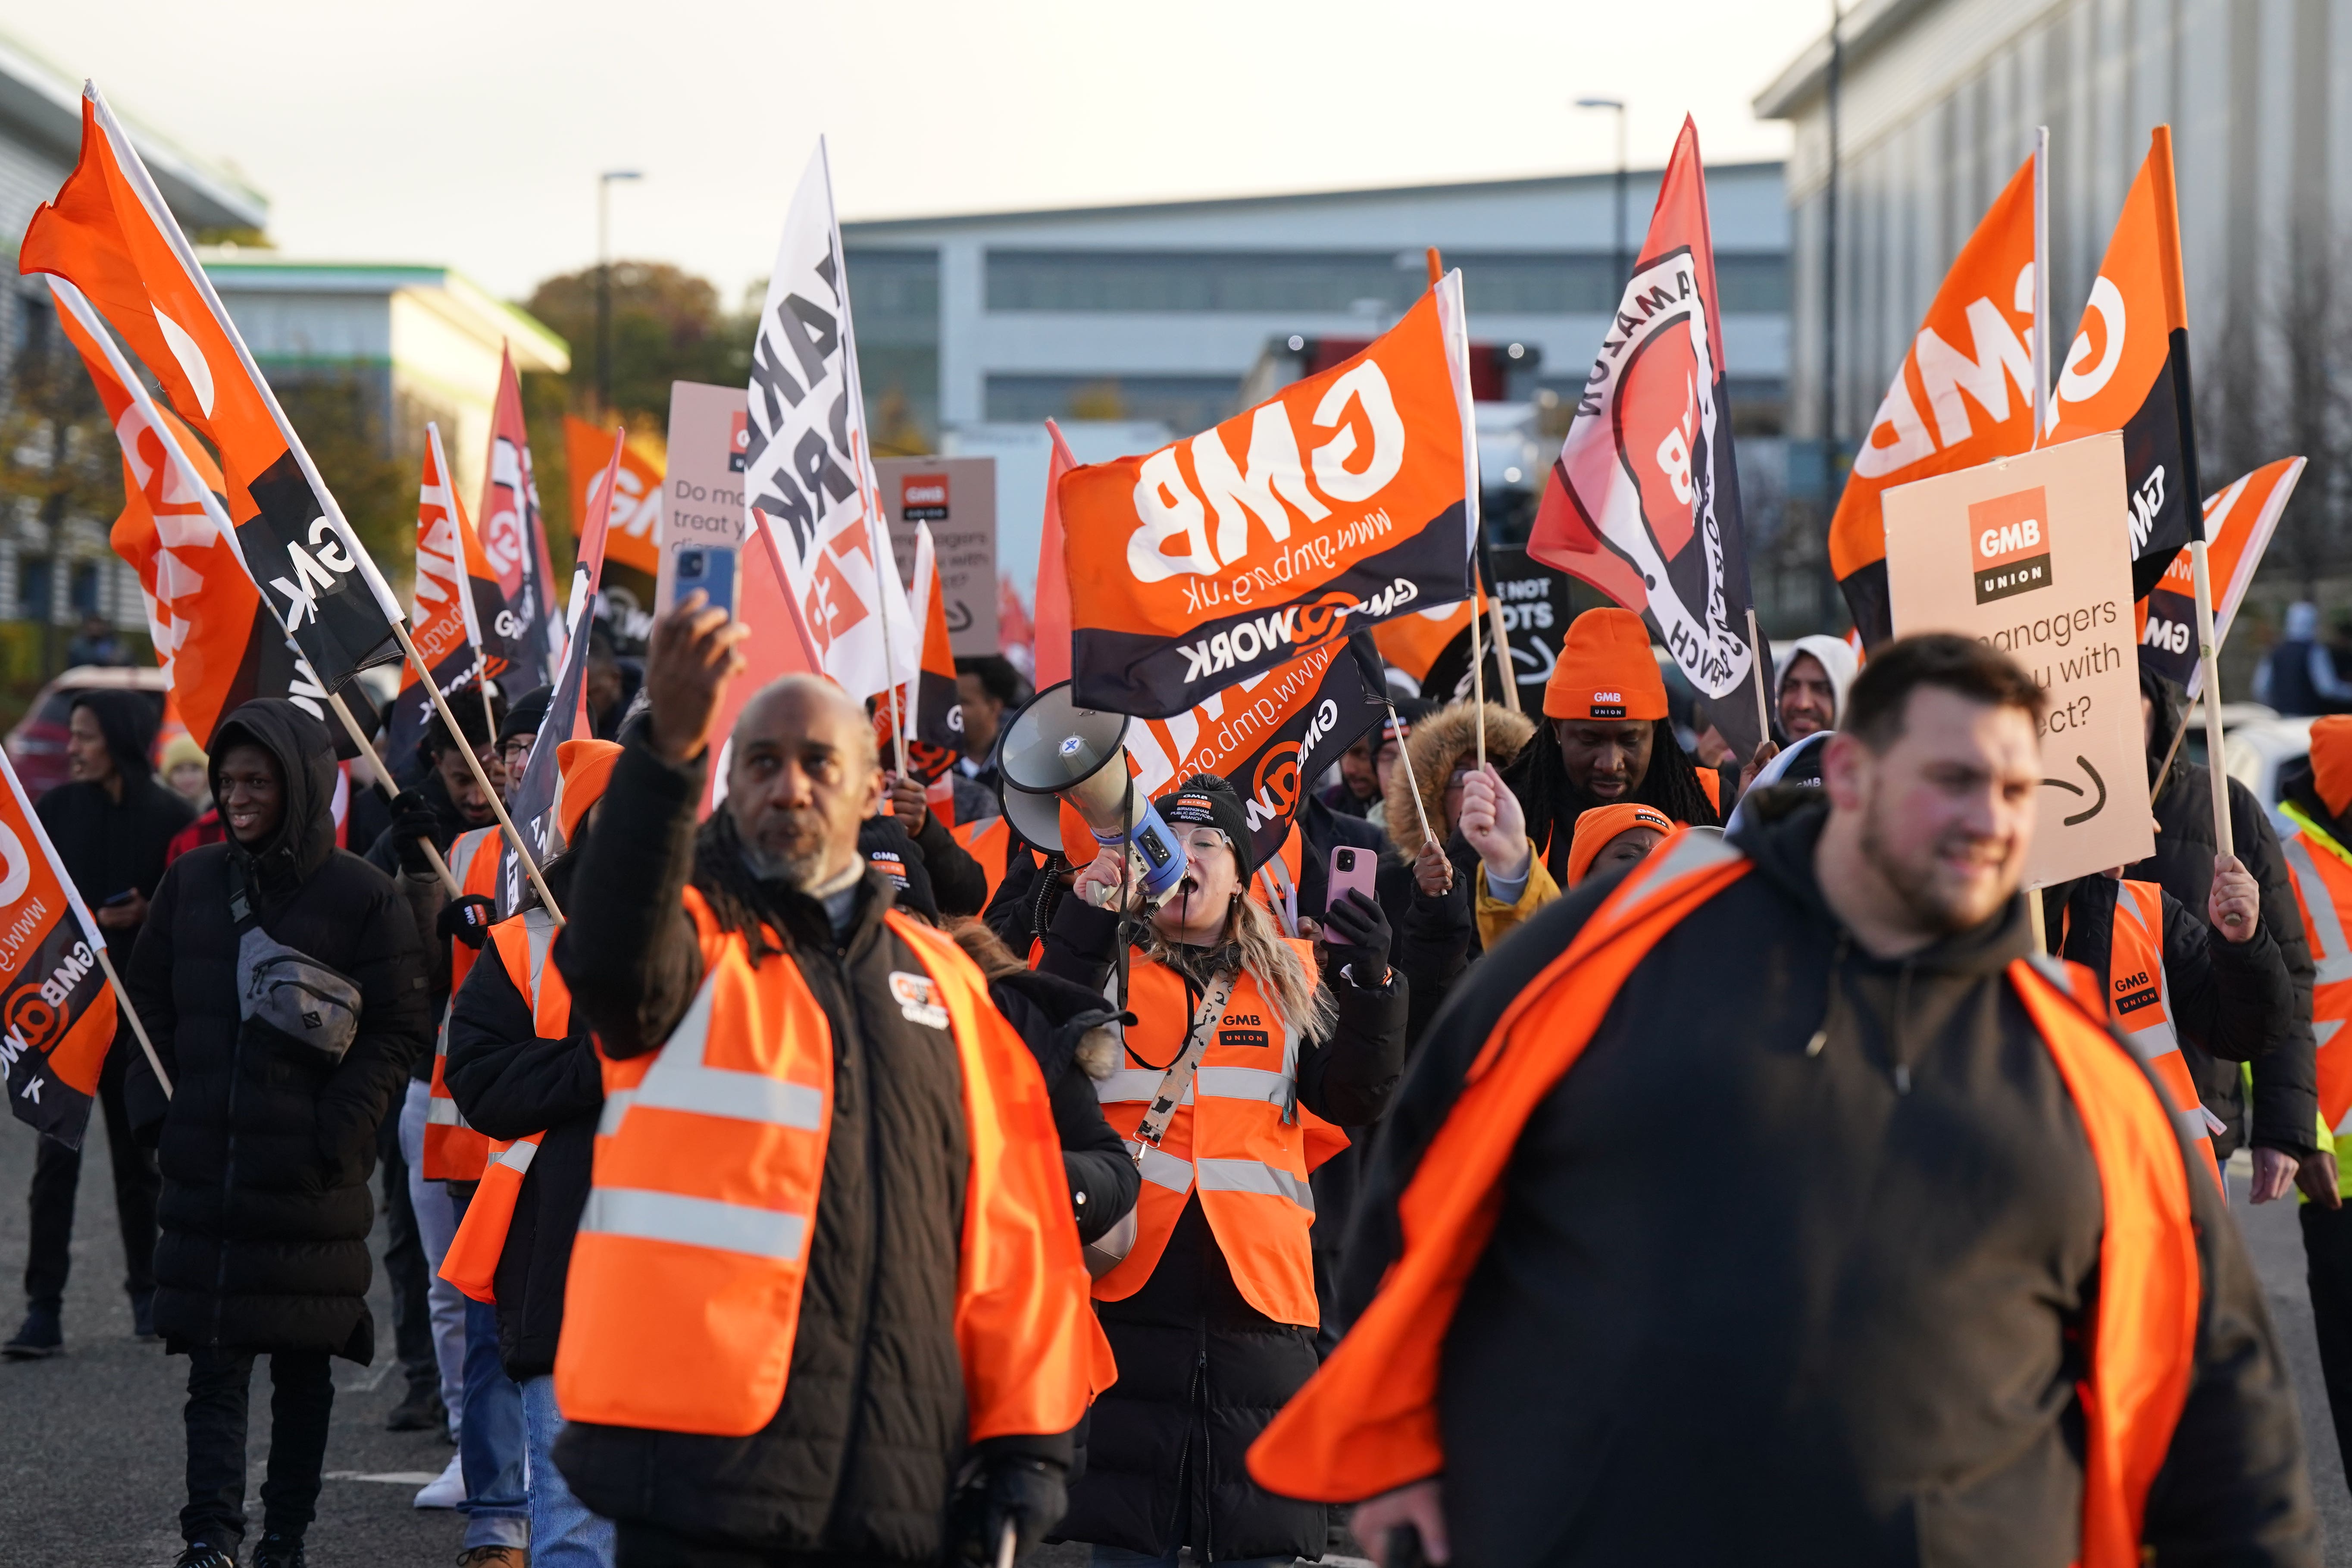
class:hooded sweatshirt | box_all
[1339,795,2314,1567]
[1773,633,1859,737]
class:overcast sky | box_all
[9,0,1830,304]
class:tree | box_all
[524,262,755,435]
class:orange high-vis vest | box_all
[439,905,567,1304]
[555,888,1097,1439]
[1092,939,1345,1327]
[2101,880,2221,1187]
[424,826,501,1181]
[1248,832,2201,1568]
[954,815,1012,908]
[2280,804,2352,1133]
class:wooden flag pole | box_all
[388,620,566,924]
[2189,538,2235,856]
[2032,126,2051,446]
[1429,241,1490,767]
[1387,702,1438,850]
[1468,582,1488,773]
[95,945,170,1099]
[1483,559,1521,715]
[324,692,459,897]
[1746,607,1774,755]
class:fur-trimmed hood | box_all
[1380,701,1535,859]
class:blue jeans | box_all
[450,1189,529,1550]
[522,1374,615,1566]
[1087,1549,1292,1567]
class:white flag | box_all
[742,138,917,702]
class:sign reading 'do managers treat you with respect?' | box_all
[1883,431,2153,888]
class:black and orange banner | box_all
[481,347,561,687]
[0,749,119,1148]
[1058,282,1475,718]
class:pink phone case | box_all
[1324,844,1378,937]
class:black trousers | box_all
[180,1346,335,1549]
[378,1096,435,1393]
[25,1043,157,1307]
[2302,1201,2352,1492]
[615,1521,916,1568]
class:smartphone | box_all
[673,547,737,617]
[1323,844,1377,939]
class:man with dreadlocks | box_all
[1499,607,1724,904]
[1044,774,1407,1567]
[548,595,1096,1568]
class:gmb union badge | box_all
[1970,486,2053,604]
[890,971,949,1030]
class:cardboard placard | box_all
[877,455,998,655]
[657,380,750,612]
[1883,432,2153,887]
[1489,548,1581,700]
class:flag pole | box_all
[1468,584,1488,773]
[1386,701,1438,850]
[388,621,566,924]
[94,946,169,1099]
[1429,243,1487,771]
[1745,607,1774,752]
[2189,541,2233,856]
[324,692,459,896]
[2032,126,2050,446]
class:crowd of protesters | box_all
[2,596,2346,1568]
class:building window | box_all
[983,250,1789,316]
[845,249,940,454]
[985,374,1244,435]
[69,561,99,618]
[18,557,51,623]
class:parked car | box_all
[2223,716,2317,833]
[4,665,169,799]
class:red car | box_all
[5,665,170,800]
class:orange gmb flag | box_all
[2139,457,2304,697]
[0,746,119,1149]
[1032,418,1079,689]
[1058,280,1476,718]
[2047,126,2199,599]
[1830,152,2039,647]
[50,278,326,746]
[565,415,663,581]
[386,424,501,764]
[20,86,403,687]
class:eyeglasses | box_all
[498,738,535,770]
[1176,828,1232,859]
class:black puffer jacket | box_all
[985,967,1138,1246]
[552,738,1068,1563]
[125,700,429,1360]
[443,854,598,1382]
[2130,672,2318,1155]
[1037,894,1407,1564]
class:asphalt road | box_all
[0,1122,2338,1565]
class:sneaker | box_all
[1,1302,60,1360]
[454,1549,525,1567]
[385,1382,447,1432]
[412,1450,465,1509]
[173,1546,237,1568]
[249,1531,305,1568]
[131,1289,159,1341]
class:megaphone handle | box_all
[1114,773,1135,1012]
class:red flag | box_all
[705,518,828,816]
[875,522,964,787]
[1032,419,1078,689]
[0,746,119,1148]
[2139,457,2304,697]
[20,86,403,687]
[1528,116,1762,757]
[50,279,325,745]
[481,347,561,686]
[1830,153,2039,645]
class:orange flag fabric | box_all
[1058,281,1476,718]
[565,415,663,581]
[0,747,119,1149]
[387,425,502,766]
[2047,126,2200,599]
[1829,153,2039,647]
[20,86,403,687]
[50,279,327,746]
[1031,419,1079,689]
[2139,457,2304,698]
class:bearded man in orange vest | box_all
[1255,634,2317,1568]
[550,593,1095,1568]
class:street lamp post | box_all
[597,169,643,417]
[1576,97,1629,294]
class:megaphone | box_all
[998,682,1187,903]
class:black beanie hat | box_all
[500,685,554,744]
[1153,773,1257,877]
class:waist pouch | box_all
[237,925,362,1064]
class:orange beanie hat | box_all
[2312,717,2352,817]
[1543,607,1669,722]
[1566,803,1674,888]
[557,739,623,844]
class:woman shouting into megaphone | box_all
[1041,772,1407,1568]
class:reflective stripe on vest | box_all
[2280,809,2352,1135]
[1246,827,2203,1568]
[423,827,503,1179]
[555,890,1100,1440]
[1092,940,1332,1326]
[2108,880,2221,1186]
[437,904,569,1303]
